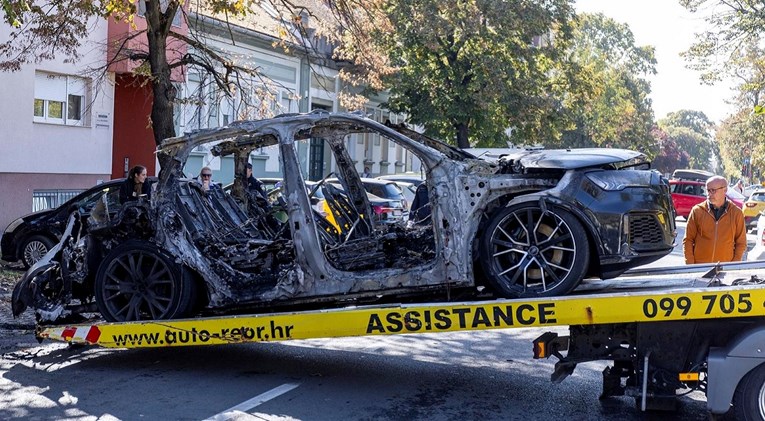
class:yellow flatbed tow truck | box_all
[32,262,765,420]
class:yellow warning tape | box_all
[38,284,765,349]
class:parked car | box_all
[326,177,408,222]
[671,168,714,182]
[743,183,760,198]
[387,180,417,211]
[376,173,425,187]
[669,179,745,219]
[12,112,676,324]
[303,180,404,228]
[747,213,765,261]
[743,189,765,227]
[360,178,408,219]
[1,179,128,268]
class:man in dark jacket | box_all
[246,163,269,204]
[408,183,431,225]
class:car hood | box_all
[20,209,54,223]
[499,148,647,170]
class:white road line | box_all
[203,383,301,421]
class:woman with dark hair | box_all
[119,165,151,202]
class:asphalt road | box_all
[0,218,746,420]
[1,328,711,421]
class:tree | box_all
[660,109,714,138]
[0,0,379,146]
[717,110,765,181]
[659,110,716,171]
[657,110,716,171]
[1,0,28,27]
[651,126,690,175]
[680,0,765,85]
[377,0,576,148]
[561,13,657,155]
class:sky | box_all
[575,0,735,124]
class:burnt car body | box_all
[12,112,676,323]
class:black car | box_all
[13,112,676,324]
[360,178,408,221]
[1,179,126,268]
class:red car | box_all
[670,179,745,218]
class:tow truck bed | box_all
[31,262,765,419]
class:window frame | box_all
[33,71,89,126]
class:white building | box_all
[0,17,114,232]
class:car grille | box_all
[629,214,665,246]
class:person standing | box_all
[683,175,747,264]
[119,165,151,202]
[246,162,268,203]
[734,179,744,194]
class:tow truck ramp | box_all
[32,262,765,419]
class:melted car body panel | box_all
[12,112,676,323]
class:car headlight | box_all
[586,171,653,191]
[4,217,23,233]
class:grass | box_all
[0,266,23,290]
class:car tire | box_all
[479,204,589,298]
[94,240,196,322]
[21,235,55,269]
[733,363,765,421]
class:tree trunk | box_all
[145,4,177,147]
[455,121,470,149]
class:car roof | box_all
[360,178,398,185]
[669,179,703,185]
[672,169,714,181]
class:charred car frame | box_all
[12,112,676,323]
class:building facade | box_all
[0,16,115,232]
[0,5,420,235]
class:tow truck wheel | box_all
[94,240,195,322]
[479,204,589,298]
[733,363,765,421]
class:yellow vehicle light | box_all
[534,342,547,359]
[679,372,699,382]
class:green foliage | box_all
[2,0,29,27]
[0,0,108,71]
[680,0,765,85]
[559,13,657,155]
[381,0,576,148]
[650,126,690,175]
[657,110,716,172]
[717,110,765,181]
[661,109,714,137]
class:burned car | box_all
[12,112,676,323]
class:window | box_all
[34,71,89,126]
[32,189,83,212]
[137,0,182,26]
[172,82,184,134]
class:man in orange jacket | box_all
[683,175,747,264]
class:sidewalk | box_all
[0,266,36,353]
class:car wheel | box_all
[94,240,195,322]
[479,204,589,298]
[21,235,55,269]
[733,363,765,421]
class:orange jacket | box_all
[683,200,747,264]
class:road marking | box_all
[204,383,300,421]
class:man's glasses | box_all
[707,186,726,193]
[201,173,212,178]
